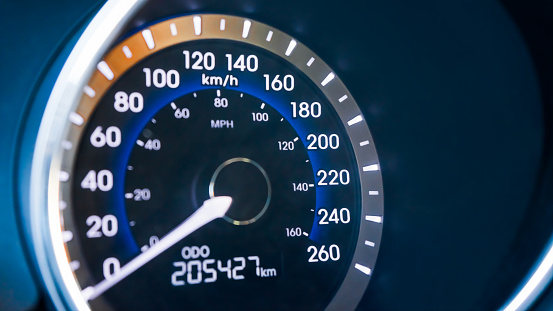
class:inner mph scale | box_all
[53,14,384,310]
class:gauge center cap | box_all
[209,157,271,225]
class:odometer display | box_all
[54,15,383,310]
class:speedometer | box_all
[33,13,383,310]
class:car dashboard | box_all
[0,0,552,310]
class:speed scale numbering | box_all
[54,14,383,310]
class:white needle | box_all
[82,196,232,301]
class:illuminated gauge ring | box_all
[209,157,272,226]
[33,13,384,311]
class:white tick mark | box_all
[285,40,297,56]
[363,164,380,172]
[347,115,363,126]
[170,23,177,36]
[321,72,335,86]
[122,46,132,58]
[97,61,114,80]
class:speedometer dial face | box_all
[53,15,383,310]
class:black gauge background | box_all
[72,34,361,308]
[1,0,552,310]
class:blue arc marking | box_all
[114,77,334,253]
